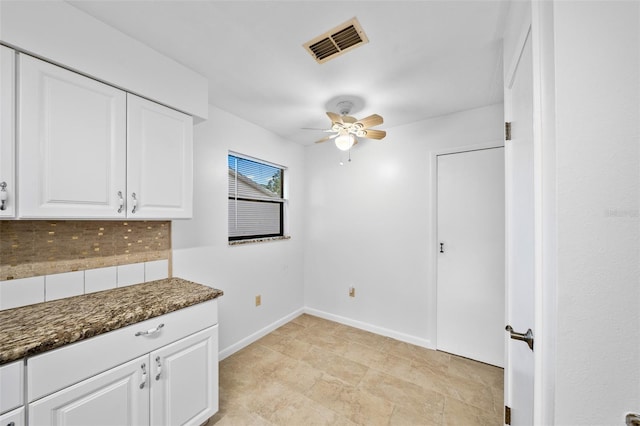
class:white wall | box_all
[0,0,208,120]
[172,105,306,357]
[552,2,640,424]
[302,104,504,347]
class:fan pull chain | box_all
[339,149,353,166]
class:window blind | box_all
[228,154,284,240]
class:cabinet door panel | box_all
[0,406,24,426]
[151,326,218,426]
[18,54,126,218]
[29,356,149,426]
[127,94,193,219]
[0,46,15,218]
[0,360,23,414]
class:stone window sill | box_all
[228,236,291,246]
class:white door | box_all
[437,147,505,367]
[504,28,536,425]
[150,326,218,426]
[0,46,15,218]
[29,356,149,426]
[18,54,127,219]
[127,94,193,219]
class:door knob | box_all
[506,325,534,351]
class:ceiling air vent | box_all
[303,17,369,64]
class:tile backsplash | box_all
[0,260,170,310]
[0,221,171,281]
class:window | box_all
[228,153,285,241]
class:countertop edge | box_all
[0,277,223,365]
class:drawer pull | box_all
[135,323,164,337]
[140,363,147,389]
[155,356,162,381]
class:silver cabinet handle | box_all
[131,192,138,214]
[140,363,147,389]
[506,325,534,351]
[117,191,124,213]
[135,323,164,337]
[0,182,8,211]
[155,356,162,381]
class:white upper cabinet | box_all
[0,46,16,218]
[127,94,193,219]
[17,54,193,219]
[18,54,127,219]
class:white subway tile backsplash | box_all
[85,266,117,294]
[1,259,170,310]
[0,276,45,310]
[145,260,169,282]
[117,263,145,287]
[45,271,85,302]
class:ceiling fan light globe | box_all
[335,133,355,151]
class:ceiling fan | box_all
[314,100,386,151]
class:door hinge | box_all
[505,405,511,425]
[505,122,512,141]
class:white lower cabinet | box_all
[29,356,149,426]
[26,300,219,426]
[29,326,217,426]
[150,327,218,426]
[0,406,25,426]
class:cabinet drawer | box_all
[0,361,23,414]
[28,299,217,402]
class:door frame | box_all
[504,1,558,423]
[428,140,504,350]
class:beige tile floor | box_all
[206,314,503,426]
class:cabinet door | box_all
[0,406,24,426]
[18,54,126,218]
[0,46,15,218]
[0,360,23,414]
[127,94,193,219]
[29,355,149,426]
[150,326,218,426]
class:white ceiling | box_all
[68,0,509,145]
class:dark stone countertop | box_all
[0,278,223,365]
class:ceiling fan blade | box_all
[360,129,387,140]
[314,134,338,144]
[326,111,342,124]
[341,115,357,124]
[354,114,383,129]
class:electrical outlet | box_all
[255,295,261,306]
[349,287,355,297]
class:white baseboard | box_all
[218,307,305,360]
[218,306,434,360]
[303,307,434,350]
